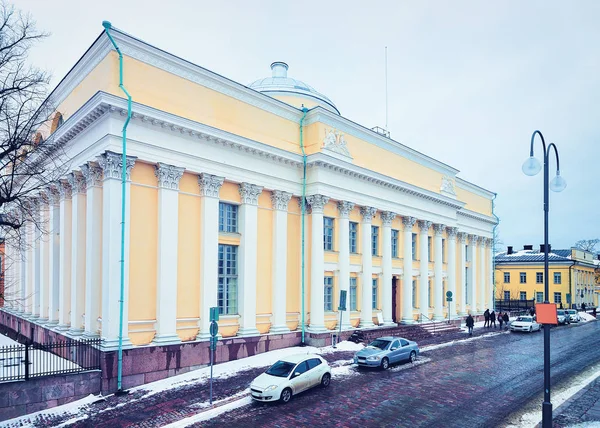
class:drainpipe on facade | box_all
[102,21,132,394]
[299,106,308,345]
[491,193,499,310]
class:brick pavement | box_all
[551,376,600,427]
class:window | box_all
[442,281,447,307]
[428,236,432,261]
[349,222,358,253]
[520,291,527,301]
[465,245,469,262]
[324,277,333,311]
[372,278,378,309]
[428,280,433,308]
[554,272,562,284]
[323,217,334,251]
[372,226,379,256]
[504,291,510,300]
[465,267,469,304]
[219,203,238,233]
[536,272,543,284]
[350,278,357,311]
[504,272,510,283]
[400,339,409,347]
[307,358,322,370]
[391,229,399,258]
[536,292,543,303]
[412,280,417,308]
[520,272,527,284]
[293,361,309,376]
[412,234,417,260]
[218,244,238,314]
[442,239,446,263]
[554,292,562,304]
[391,340,400,349]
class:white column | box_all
[458,232,467,315]
[23,219,34,316]
[446,227,458,319]
[31,199,41,319]
[418,220,431,318]
[306,194,329,332]
[270,190,293,334]
[337,201,354,329]
[359,206,377,327]
[38,196,50,322]
[381,211,396,325]
[401,216,416,324]
[46,188,60,326]
[433,224,445,320]
[469,235,479,313]
[487,239,494,310]
[479,237,486,312]
[98,151,136,349]
[82,163,102,337]
[196,173,224,340]
[68,172,86,335]
[237,182,263,337]
[57,181,72,331]
[4,235,14,310]
[153,163,185,344]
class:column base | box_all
[307,325,328,334]
[382,321,397,327]
[433,315,444,321]
[237,327,261,337]
[37,317,49,324]
[153,334,181,345]
[359,321,375,328]
[401,318,416,325]
[102,337,133,351]
[340,322,354,330]
[68,328,84,336]
[458,311,468,316]
[45,320,59,328]
[55,324,70,332]
[82,331,100,340]
[269,325,291,334]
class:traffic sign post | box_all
[336,290,347,348]
[446,291,453,323]
[209,307,219,406]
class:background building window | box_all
[324,277,333,311]
[504,291,510,300]
[372,278,378,309]
[391,229,399,258]
[504,272,510,283]
[412,280,417,308]
[412,234,417,260]
[554,272,562,284]
[372,226,379,256]
[219,203,238,233]
[349,222,358,253]
[323,217,334,251]
[218,244,238,314]
[520,291,527,300]
[350,277,357,311]
[536,292,543,303]
[554,292,562,304]
[428,236,432,261]
[536,272,543,284]
[520,272,527,283]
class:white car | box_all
[566,309,581,323]
[510,316,542,333]
[250,354,331,403]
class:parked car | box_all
[557,310,570,325]
[353,336,419,369]
[249,354,331,403]
[566,309,581,323]
[510,316,542,333]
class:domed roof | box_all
[248,62,339,114]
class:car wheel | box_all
[280,388,292,404]
[321,373,331,388]
[381,357,390,370]
[409,351,417,363]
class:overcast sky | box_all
[18,0,600,251]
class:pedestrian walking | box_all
[490,310,497,328]
[529,307,535,317]
[582,302,587,312]
[466,314,475,336]
[498,311,504,329]
[484,309,490,328]
[503,312,509,330]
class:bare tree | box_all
[574,239,600,254]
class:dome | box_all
[248,62,339,114]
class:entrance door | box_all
[392,277,398,323]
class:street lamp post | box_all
[522,130,567,428]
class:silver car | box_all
[566,309,581,323]
[353,336,419,370]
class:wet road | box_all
[199,322,600,428]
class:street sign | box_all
[447,297,453,302]
[209,321,218,337]
[446,291,453,298]
[338,290,347,311]
[210,307,219,322]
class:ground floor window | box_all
[554,292,562,304]
[465,267,469,304]
[442,281,447,307]
[324,277,333,311]
[504,291,510,300]
[536,292,543,303]
[372,278,378,310]
[520,291,527,300]
[428,280,433,308]
[350,277,357,311]
[218,244,238,315]
[412,280,417,308]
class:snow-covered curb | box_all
[421,330,508,352]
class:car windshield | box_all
[557,310,565,315]
[367,339,390,350]
[516,316,533,322]
[567,310,576,314]
[266,360,296,378]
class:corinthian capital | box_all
[360,206,377,223]
[380,211,396,226]
[197,173,224,198]
[58,180,72,200]
[155,163,185,190]
[80,162,103,187]
[68,171,87,194]
[418,220,432,233]
[402,216,417,228]
[433,223,446,236]
[239,182,263,205]
[469,235,480,246]
[97,151,137,181]
[271,190,292,211]
[458,232,468,244]
[337,201,354,219]
[306,194,329,214]
[446,227,458,239]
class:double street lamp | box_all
[522,130,567,428]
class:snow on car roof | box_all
[278,353,321,364]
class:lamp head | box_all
[522,156,542,176]
[550,171,567,192]
[102,21,112,30]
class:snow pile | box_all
[421,331,508,352]
[319,341,364,354]
[579,312,597,322]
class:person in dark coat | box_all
[498,311,504,329]
[529,307,535,317]
[483,309,490,328]
[582,302,587,312]
[503,312,509,329]
[490,311,497,328]
[466,314,475,336]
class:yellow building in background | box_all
[495,245,599,308]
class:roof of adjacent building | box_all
[495,250,572,263]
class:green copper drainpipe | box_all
[102,21,131,393]
[299,106,308,344]
[492,193,499,311]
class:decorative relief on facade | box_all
[271,190,292,211]
[197,173,224,198]
[155,163,185,190]
[360,206,377,223]
[80,163,103,187]
[418,220,432,233]
[337,201,354,219]
[380,211,396,226]
[440,176,456,196]
[433,223,446,236]
[402,216,417,228]
[322,129,352,159]
[446,227,459,239]
[306,194,329,214]
[458,232,468,244]
[239,182,263,205]
[58,180,72,200]
[68,171,87,194]
[97,151,137,181]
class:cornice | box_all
[455,177,495,199]
[457,208,498,226]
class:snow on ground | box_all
[421,331,508,352]
[565,423,600,428]
[579,312,596,322]
[162,396,253,428]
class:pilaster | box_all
[401,216,417,324]
[68,171,86,335]
[337,201,354,329]
[418,220,431,317]
[446,227,458,319]
[270,190,293,334]
[458,232,468,315]
[306,194,329,333]
[381,211,396,325]
[433,223,445,320]
[57,180,72,331]
[359,206,377,328]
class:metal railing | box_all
[418,313,437,335]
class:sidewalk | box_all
[551,375,600,427]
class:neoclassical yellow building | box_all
[3,27,497,349]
